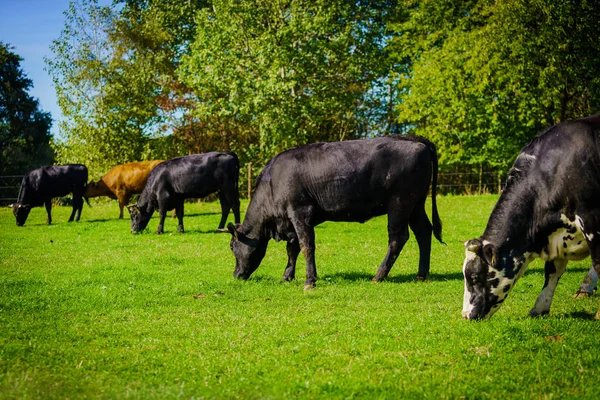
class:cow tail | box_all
[83,168,91,207]
[428,140,444,244]
[228,152,240,196]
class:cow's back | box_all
[19,165,88,205]
[516,116,600,210]
[143,153,237,199]
[263,136,434,219]
[103,160,164,193]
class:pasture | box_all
[1,195,599,399]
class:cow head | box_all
[228,223,268,280]
[462,238,501,320]
[13,203,31,226]
[128,204,151,233]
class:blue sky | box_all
[0,0,110,137]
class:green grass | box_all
[1,195,599,399]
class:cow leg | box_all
[408,202,433,280]
[176,201,185,233]
[529,259,567,317]
[117,192,130,219]
[589,245,600,320]
[156,206,167,234]
[73,194,84,222]
[573,267,598,298]
[217,192,231,230]
[230,192,241,224]
[68,197,82,222]
[290,215,317,289]
[282,240,300,282]
[373,208,410,282]
[45,199,52,225]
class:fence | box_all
[0,176,22,205]
[0,170,506,206]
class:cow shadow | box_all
[182,228,228,235]
[86,218,113,223]
[321,271,465,283]
[564,311,597,320]
[183,212,222,218]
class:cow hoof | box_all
[595,311,600,320]
[414,275,426,282]
[281,276,295,282]
[304,284,315,291]
[573,291,592,299]
[371,277,383,283]
[528,309,549,318]
[216,228,229,233]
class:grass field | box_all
[1,195,599,399]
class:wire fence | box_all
[0,170,505,206]
[0,176,23,205]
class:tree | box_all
[179,0,397,165]
[390,0,600,171]
[0,42,53,175]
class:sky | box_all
[0,0,110,137]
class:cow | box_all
[462,114,600,320]
[227,135,443,289]
[128,152,240,234]
[13,164,88,226]
[85,160,164,219]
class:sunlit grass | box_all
[1,195,599,398]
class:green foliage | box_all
[46,0,192,179]
[179,0,396,165]
[0,42,54,175]
[391,0,600,171]
[1,196,600,397]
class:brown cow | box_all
[85,160,164,218]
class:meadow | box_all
[1,195,599,399]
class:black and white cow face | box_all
[128,205,151,233]
[463,239,531,320]
[13,203,31,226]
[228,223,268,280]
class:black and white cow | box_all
[12,164,88,226]
[462,114,600,320]
[228,135,443,289]
[128,152,240,234]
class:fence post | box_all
[247,162,252,201]
[497,172,502,194]
[478,164,483,195]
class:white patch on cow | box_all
[539,215,590,261]
[486,254,534,318]
[574,215,595,242]
[530,259,568,316]
[461,247,479,318]
[520,153,537,161]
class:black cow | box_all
[462,114,600,320]
[128,152,240,234]
[12,164,88,226]
[228,136,443,289]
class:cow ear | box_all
[482,243,497,266]
[227,222,239,239]
[465,239,481,253]
[127,204,139,213]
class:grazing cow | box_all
[462,114,600,320]
[128,152,240,234]
[227,136,443,289]
[13,164,88,226]
[85,160,164,218]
